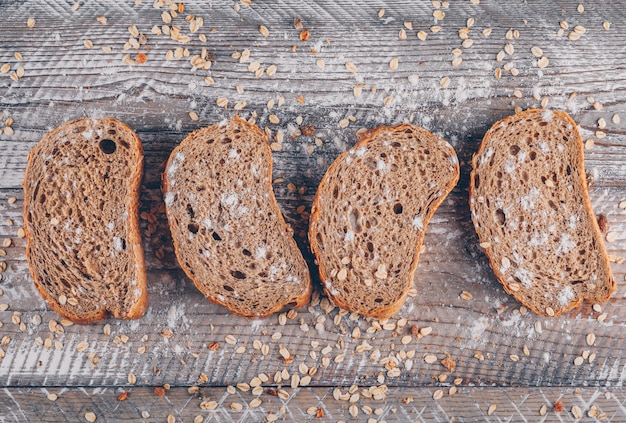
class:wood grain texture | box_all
[2,386,626,422]
[1,191,625,388]
[1,0,626,418]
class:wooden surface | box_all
[1,0,626,421]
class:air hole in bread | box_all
[186,204,195,218]
[566,165,572,176]
[495,209,506,225]
[60,278,71,289]
[474,174,481,189]
[548,200,558,211]
[571,280,583,285]
[393,203,403,214]
[99,139,117,154]
[119,140,130,149]
[367,242,374,252]
[222,137,232,144]
[223,284,234,292]
[242,249,252,256]
[332,187,339,199]
[510,145,520,155]
[529,151,537,161]
[188,223,199,234]
[392,141,401,147]
[231,270,247,279]
[212,231,222,241]
[315,232,324,248]
[374,298,383,303]
[39,194,46,204]
[349,208,361,232]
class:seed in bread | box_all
[469,109,615,317]
[309,124,460,318]
[22,118,147,324]
[162,116,312,318]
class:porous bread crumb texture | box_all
[163,116,311,318]
[23,118,147,323]
[470,109,615,317]
[310,124,460,318]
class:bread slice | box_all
[22,118,147,324]
[309,124,460,318]
[469,109,615,317]
[162,117,311,318]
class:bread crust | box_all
[22,118,147,324]
[469,109,615,317]
[309,124,460,319]
[162,116,311,318]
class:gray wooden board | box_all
[1,0,626,419]
[1,386,626,422]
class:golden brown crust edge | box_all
[309,124,460,319]
[23,118,147,324]
[162,116,311,318]
[469,109,615,317]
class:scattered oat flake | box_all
[85,412,97,422]
[345,62,358,73]
[378,8,385,18]
[440,77,451,88]
[389,57,398,70]
[612,114,620,124]
[27,18,35,28]
[259,25,269,37]
[0,64,10,74]
[460,291,473,300]
[603,21,611,30]
[47,393,58,401]
[572,405,582,419]
[488,404,496,415]
[574,356,584,366]
[417,31,427,41]
[577,4,584,13]
[433,389,444,400]
[452,57,462,67]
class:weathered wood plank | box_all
[0,186,625,388]
[1,0,625,189]
[1,0,626,397]
[2,386,625,422]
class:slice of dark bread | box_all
[23,118,147,324]
[162,117,311,318]
[309,124,460,318]
[470,109,615,317]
